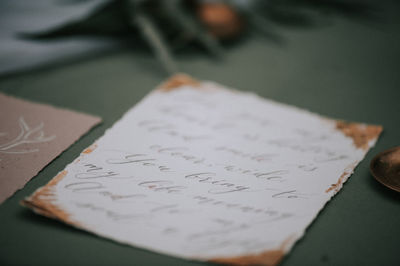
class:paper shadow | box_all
[367,173,400,202]
[17,207,96,237]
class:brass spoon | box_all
[370,146,400,192]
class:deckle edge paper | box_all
[21,74,382,266]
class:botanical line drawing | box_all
[0,116,56,155]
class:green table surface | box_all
[1,1,399,265]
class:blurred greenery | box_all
[22,0,376,73]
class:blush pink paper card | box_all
[0,93,101,204]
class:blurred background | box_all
[0,0,388,75]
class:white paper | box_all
[24,79,381,265]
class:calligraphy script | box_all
[23,79,381,265]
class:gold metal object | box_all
[370,146,400,192]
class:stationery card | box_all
[23,75,381,265]
[0,93,101,204]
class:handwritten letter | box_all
[23,76,382,265]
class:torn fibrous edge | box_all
[325,121,382,194]
[156,74,246,96]
[157,73,201,92]
[20,142,101,224]
[21,170,80,227]
[325,161,359,194]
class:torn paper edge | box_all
[21,170,80,226]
